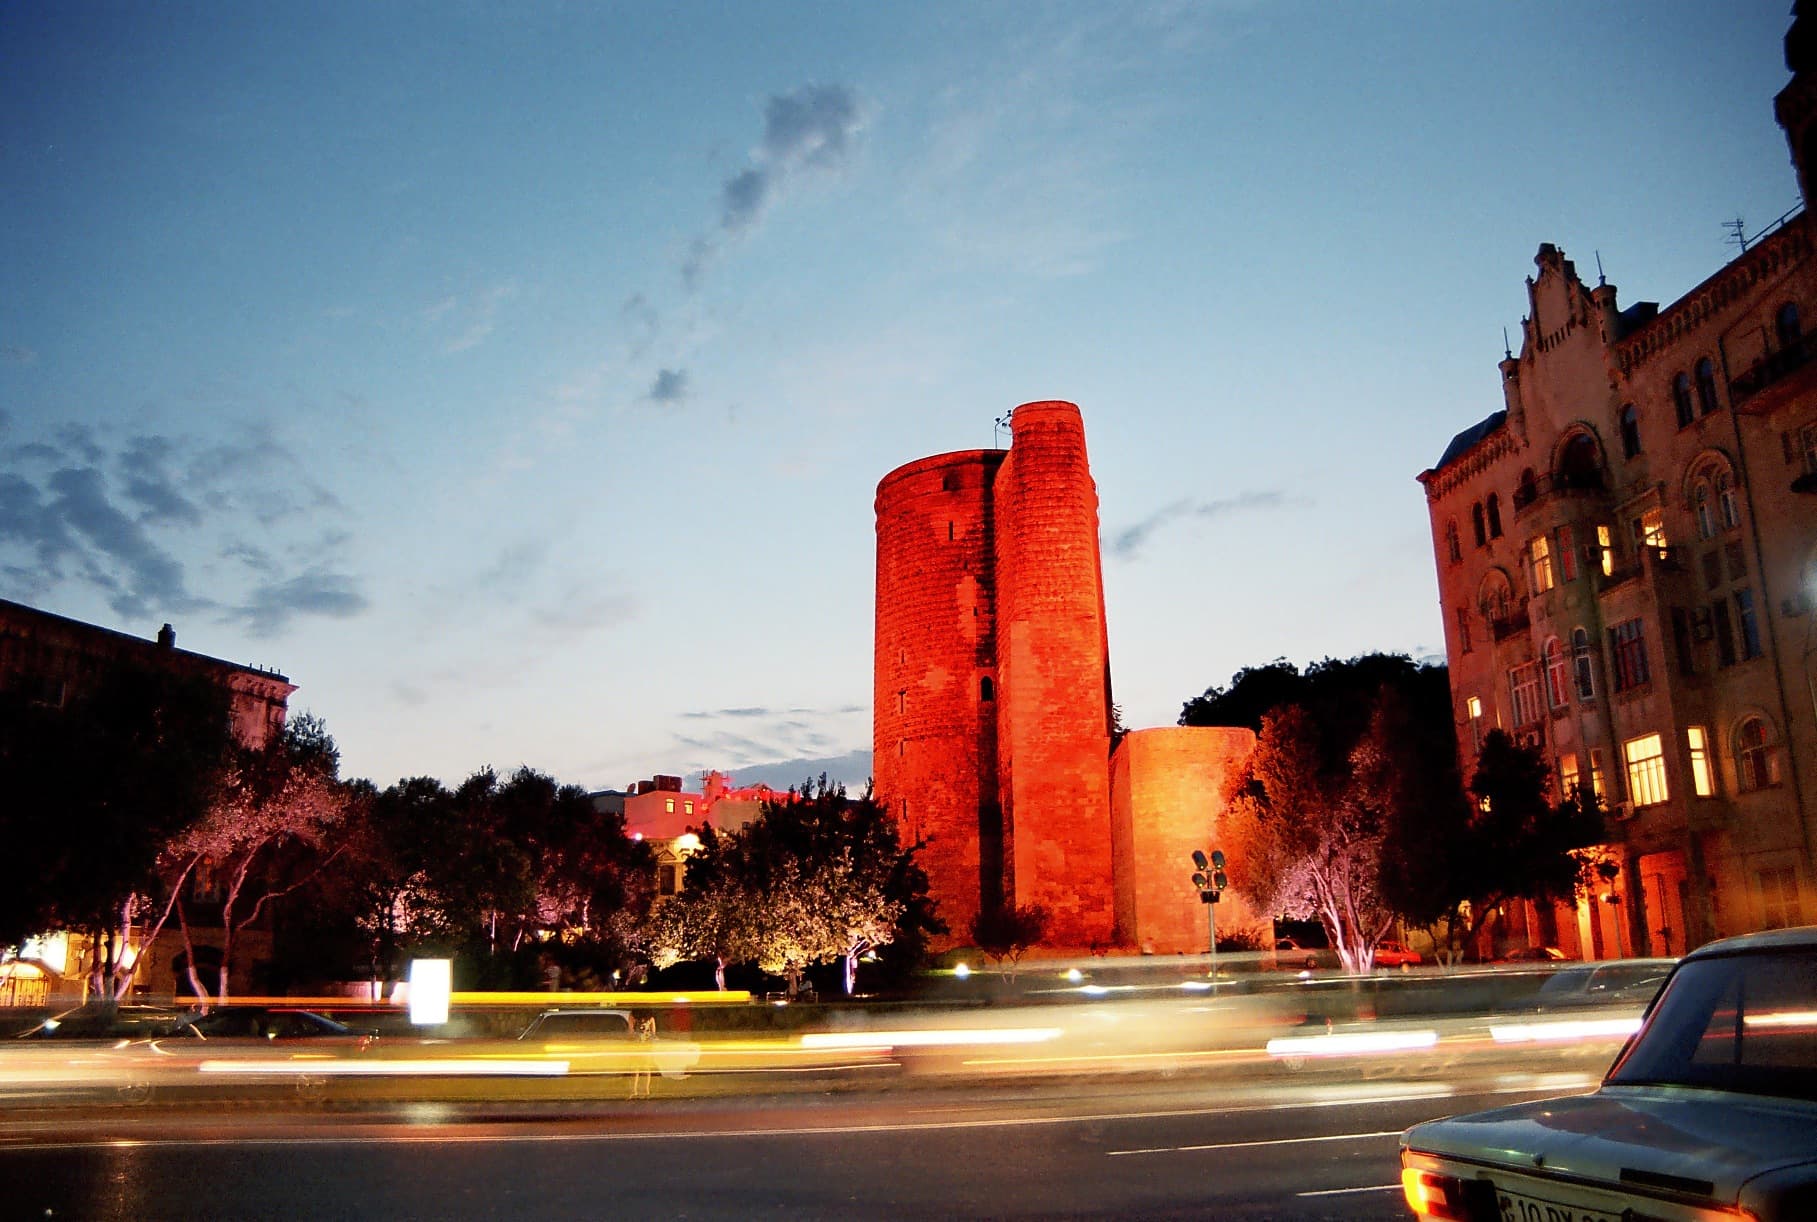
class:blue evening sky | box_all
[1,2,1799,793]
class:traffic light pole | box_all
[1190,848,1229,986]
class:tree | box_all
[161,713,354,1002]
[970,903,1048,981]
[0,664,235,1000]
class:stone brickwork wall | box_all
[1110,726,1259,954]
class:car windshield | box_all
[1606,948,1817,1101]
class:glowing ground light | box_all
[953,963,971,979]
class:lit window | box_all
[1528,535,1555,593]
[1596,525,1615,576]
[1737,718,1782,792]
[665,798,675,814]
[1634,507,1667,555]
[1608,618,1650,692]
[1759,866,1805,930]
[1542,637,1569,709]
[1686,727,1714,797]
[1466,695,1484,754]
[683,800,694,816]
[1466,695,1482,719]
[1559,753,1580,799]
[1571,627,1597,700]
[1588,748,1607,799]
[1509,663,1543,728]
[1623,733,1670,807]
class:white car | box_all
[1401,925,1817,1220]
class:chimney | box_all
[157,623,176,648]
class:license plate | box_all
[1496,1185,1621,1222]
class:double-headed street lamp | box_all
[1190,848,1228,981]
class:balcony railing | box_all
[1512,469,1606,513]
[1730,330,1817,404]
[1597,546,1685,594]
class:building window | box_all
[1736,718,1782,791]
[1695,357,1720,416]
[1466,695,1484,754]
[683,800,694,816]
[1559,753,1580,800]
[1609,618,1649,692]
[1634,507,1667,555]
[1715,472,1739,530]
[1509,663,1543,728]
[897,690,906,714]
[1595,524,1616,576]
[980,675,995,702]
[659,864,682,895]
[665,798,676,814]
[1556,525,1577,582]
[1670,607,1696,676]
[1571,627,1597,700]
[1735,588,1762,659]
[1686,726,1714,797]
[1528,535,1555,593]
[1486,493,1503,539]
[1672,372,1694,427]
[1445,521,1461,565]
[1618,404,1641,458]
[1693,482,1716,539]
[1588,748,1607,800]
[1454,606,1473,654]
[1623,733,1670,807]
[1776,301,1802,349]
[1542,637,1569,709]
[1713,600,1737,668]
[1471,503,1487,547]
[1759,866,1805,930]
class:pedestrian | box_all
[630,1016,656,1098]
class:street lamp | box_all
[1190,848,1229,981]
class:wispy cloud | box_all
[232,567,368,637]
[647,368,689,404]
[1109,491,1295,559]
[426,281,518,354]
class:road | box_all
[0,1072,1595,1220]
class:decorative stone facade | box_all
[1417,14,1817,956]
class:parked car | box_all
[1373,941,1423,969]
[1401,926,1817,1220]
[1497,945,1568,963]
[1530,958,1675,1010]
[13,1004,186,1041]
[1270,937,1337,972]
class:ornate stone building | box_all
[1418,14,1817,957]
[875,401,1255,952]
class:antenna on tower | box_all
[993,410,1014,448]
[1502,326,1512,360]
[1594,250,1607,287]
[1725,216,1748,254]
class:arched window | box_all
[1777,301,1802,350]
[1478,571,1513,622]
[1471,503,1487,547]
[1716,471,1739,530]
[1672,372,1695,428]
[1693,481,1716,540]
[1735,718,1781,791]
[1571,627,1597,700]
[1444,521,1462,565]
[1557,433,1602,489]
[1695,358,1720,416]
[1619,404,1642,458]
[1542,637,1570,708]
[980,675,995,703]
[1486,493,1503,539]
[1517,467,1538,508]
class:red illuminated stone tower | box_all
[875,400,1116,949]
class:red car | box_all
[1373,941,1423,969]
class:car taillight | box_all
[1401,1167,1474,1220]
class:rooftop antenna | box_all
[1594,250,1607,287]
[993,409,1014,448]
[1725,216,1748,254]
[1502,326,1512,360]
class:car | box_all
[168,1005,378,1042]
[1497,945,1568,963]
[1529,957,1675,1010]
[1401,925,1817,1221]
[517,1008,700,1080]
[1270,937,1337,972]
[1374,941,1423,969]
[13,1004,187,1041]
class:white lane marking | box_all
[1109,1129,1402,1157]
[1297,1183,1401,1198]
[0,1079,1581,1153]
